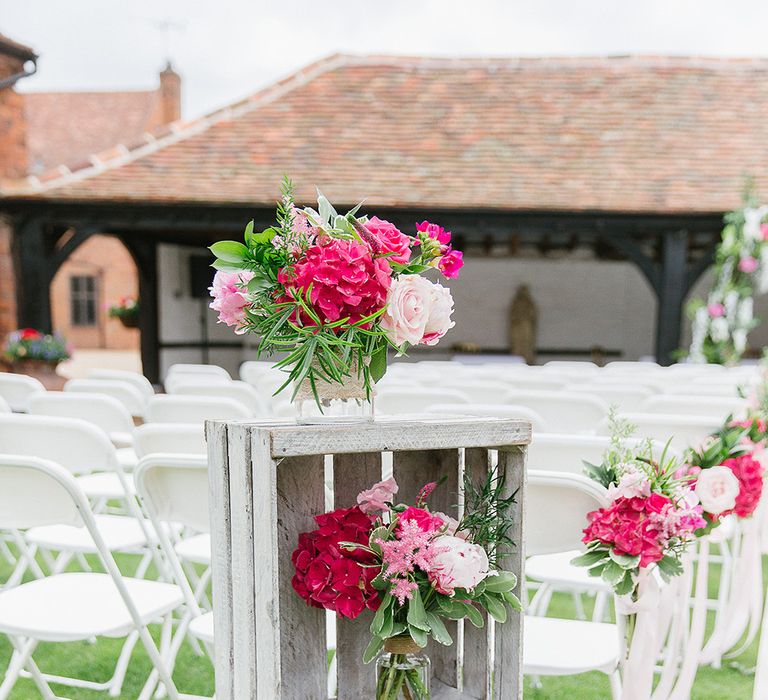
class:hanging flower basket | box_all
[108,297,140,329]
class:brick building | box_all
[0,31,180,350]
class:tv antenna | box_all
[149,17,187,63]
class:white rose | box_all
[381,276,455,348]
[695,466,740,516]
[429,535,490,595]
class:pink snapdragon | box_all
[209,270,255,333]
[416,220,451,246]
[739,256,759,274]
[438,248,464,279]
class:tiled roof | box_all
[23,90,163,174]
[6,53,768,214]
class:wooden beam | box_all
[655,230,689,365]
[12,218,53,332]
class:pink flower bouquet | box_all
[208,178,463,408]
[291,472,521,699]
[575,414,705,596]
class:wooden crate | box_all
[206,416,530,700]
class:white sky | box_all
[1,0,767,118]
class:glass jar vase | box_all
[375,635,430,700]
[293,368,374,424]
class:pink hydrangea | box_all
[278,238,391,325]
[364,217,412,265]
[209,270,255,333]
[720,455,765,518]
[438,248,464,279]
[739,256,759,274]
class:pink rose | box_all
[209,270,255,333]
[739,256,759,274]
[364,217,412,265]
[438,248,464,279]
[707,303,725,318]
[695,466,740,516]
[429,535,490,595]
[399,507,445,533]
[381,275,455,348]
[356,477,399,515]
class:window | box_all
[70,275,98,326]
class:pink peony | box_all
[429,535,490,595]
[739,256,759,274]
[364,217,412,265]
[381,275,455,347]
[356,477,399,515]
[438,248,464,279]
[607,469,651,502]
[707,303,725,318]
[278,238,390,325]
[209,270,255,333]
[416,220,451,246]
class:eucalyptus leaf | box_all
[609,550,641,570]
[210,240,248,263]
[408,624,429,648]
[483,571,517,593]
[362,635,384,664]
[425,612,453,646]
[406,588,430,632]
[464,603,484,628]
[601,560,625,586]
[572,550,609,568]
[481,593,507,624]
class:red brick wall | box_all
[0,217,16,339]
[0,54,28,179]
[51,234,140,350]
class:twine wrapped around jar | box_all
[383,635,421,655]
[293,358,370,403]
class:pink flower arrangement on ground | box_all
[209,179,464,405]
[291,470,522,692]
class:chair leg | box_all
[135,616,180,700]
[0,638,37,700]
[10,640,60,700]
[609,669,622,700]
[109,630,140,697]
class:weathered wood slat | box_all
[492,445,527,700]
[205,421,234,700]
[333,452,383,699]
[268,418,530,457]
[275,454,327,699]
[227,423,258,699]
[393,448,461,689]
[462,448,493,699]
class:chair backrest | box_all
[135,454,210,533]
[639,394,746,422]
[598,413,720,452]
[239,360,275,386]
[376,388,471,415]
[166,363,231,381]
[88,369,155,398]
[29,391,135,438]
[565,383,655,412]
[425,403,549,433]
[0,372,45,412]
[134,423,207,457]
[603,361,662,372]
[526,470,609,556]
[65,378,147,418]
[528,434,680,474]
[0,413,118,475]
[0,395,9,413]
[543,361,598,372]
[435,380,510,404]
[502,390,607,434]
[168,379,267,416]
[502,375,566,392]
[146,394,251,424]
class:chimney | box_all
[0,34,37,179]
[159,61,181,124]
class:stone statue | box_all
[508,284,537,363]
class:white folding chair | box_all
[425,403,550,433]
[135,455,214,699]
[88,369,156,398]
[436,380,509,404]
[597,413,720,453]
[134,424,207,458]
[565,383,654,412]
[0,396,9,413]
[65,378,147,420]
[146,395,251,424]
[167,379,268,416]
[239,360,275,386]
[0,454,183,700]
[502,390,608,434]
[0,373,45,412]
[29,391,136,450]
[524,471,622,698]
[165,365,231,393]
[639,394,746,422]
[376,387,471,415]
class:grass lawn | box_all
[0,550,759,698]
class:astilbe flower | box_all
[720,455,765,518]
[582,493,704,568]
[291,506,381,619]
[278,238,391,325]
